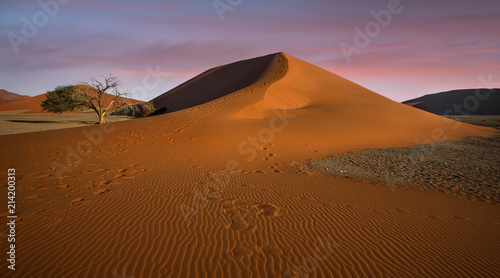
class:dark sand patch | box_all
[310,135,500,204]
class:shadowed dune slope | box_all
[403,89,500,115]
[151,53,279,113]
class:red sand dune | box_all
[0,93,51,113]
[0,89,29,105]
[0,87,142,114]
[0,52,498,277]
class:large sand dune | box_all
[0,53,498,277]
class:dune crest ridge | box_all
[234,53,311,119]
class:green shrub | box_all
[41,86,87,113]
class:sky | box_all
[1,0,499,102]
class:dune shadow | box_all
[151,53,279,113]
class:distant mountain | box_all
[0,89,30,104]
[403,89,500,115]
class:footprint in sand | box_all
[395,208,413,214]
[71,198,84,204]
[94,189,109,195]
[256,203,285,217]
[232,246,253,257]
[260,244,282,256]
[33,209,45,214]
[252,170,265,174]
[223,199,258,232]
[228,221,249,231]
[269,166,282,173]
[98,180,111,186]
[24,195,40,201]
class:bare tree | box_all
[77,75,128,124]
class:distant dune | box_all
[403,89,500,115]
[0,93,51,113]
[0,53,498,277]
[0,89,29,104]
[0,88,143,114]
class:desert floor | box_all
[0,110,132,136]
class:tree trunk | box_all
[98,111,105,124]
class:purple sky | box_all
[1,0,499,102]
